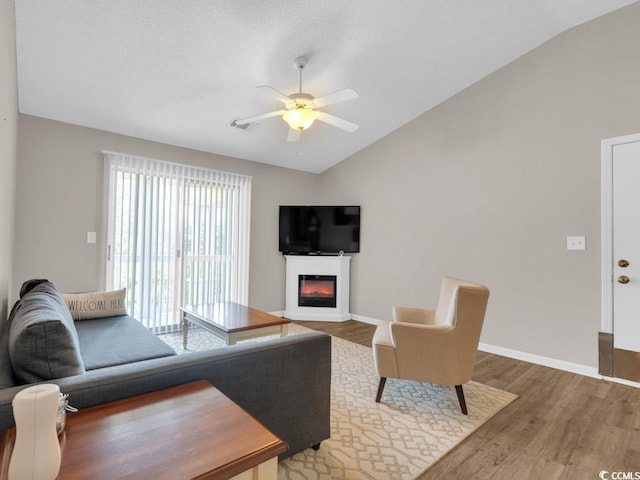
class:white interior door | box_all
[612,140,640,352]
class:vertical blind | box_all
[104,151,252,332]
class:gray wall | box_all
[11,2,640,370]
[0,0,18,321]
[14,115,318,312]
[318,2,640,368]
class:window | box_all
[104,152,251,332]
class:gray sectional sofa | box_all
[0,280,331,460]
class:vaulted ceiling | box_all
[14,0,637,173]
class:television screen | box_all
[279,206,360,254]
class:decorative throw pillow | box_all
[62,289,127,320]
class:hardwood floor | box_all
[295,320,640,480]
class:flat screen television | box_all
[279,205,361,254]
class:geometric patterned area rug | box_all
[159,324,517,480]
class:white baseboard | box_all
[478,342,640,388]
[603,375,640,388]
[273,309,639,388]
[272,311,380,325]
[477,342,598,378]
[284,311,350,322]
[349,314,380,326]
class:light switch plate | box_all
[566,236,586,251]
[87,231,96,244]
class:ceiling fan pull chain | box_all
[293,56,308,94]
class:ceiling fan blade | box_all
[257,86,293,106]
[317,112,359,133]
[287,129,301,143]
[313,88,359,108]
[235,110,285,125]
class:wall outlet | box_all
[566,236,585,251]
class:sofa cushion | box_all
[9,280,86,384]
[0,318,15,388]
[63,288,127,320]
[75,315,176,370]
[0,280,50,388]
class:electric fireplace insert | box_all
[298,275,337,308]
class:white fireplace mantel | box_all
[284,255,351,321]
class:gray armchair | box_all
[372,276,490,414]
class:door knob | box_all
[618,275,630,284]
[618,259,630,268]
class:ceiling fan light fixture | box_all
[235,57,358,141]
[282,107,321,131]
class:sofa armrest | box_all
[0,332,331,460]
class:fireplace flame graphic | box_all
[300,280,335,298]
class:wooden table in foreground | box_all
[180,302,291,348]
[0,380,287,480]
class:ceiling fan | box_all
[235,56,359,142]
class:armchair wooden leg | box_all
[375,377,387,403]
[455,385,468,415]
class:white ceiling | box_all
[14,0,637,173]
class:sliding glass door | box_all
[104,152,251,333]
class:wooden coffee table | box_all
[180,302,290,348]
[0,380,287,480]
